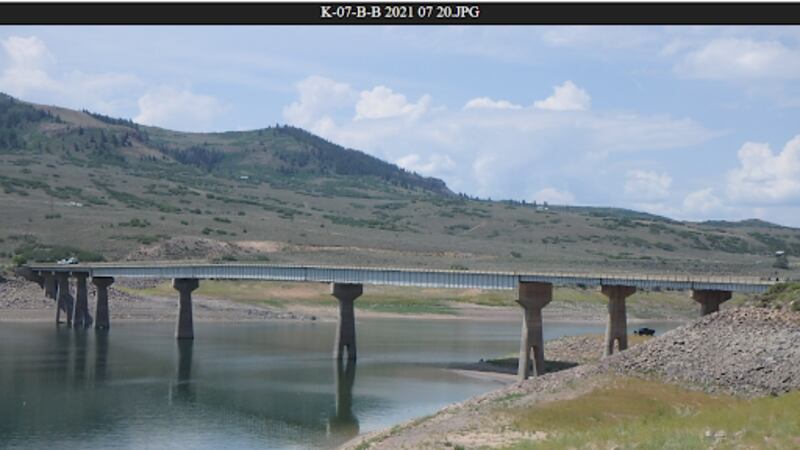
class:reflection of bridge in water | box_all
[0,326,364,447]
[21,263,775,380]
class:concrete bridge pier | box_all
[331,283,363,361]
[517,281,553,381]
[55,273,74,326]
[602,285,636,357]
[72,273,92,328]
[173,278,199,340]
[92,277,114,330]
[44,272,57,300]
[691,289,732,315]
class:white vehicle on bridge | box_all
[57,257,80,265]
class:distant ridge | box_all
[1,92,799,276]
[701,219,789,230]
[0,92,452,196]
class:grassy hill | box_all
[1,93,799,278]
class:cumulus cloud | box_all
[463,97,521,110]
[282,75,356,131]
[683,188,723,214]
[533,187,575,205]
[355,86,430,120]
[534,80,591,111]
[395,153,455,177]
[727,136,800,205]
[676,38,800,80]
[280,75,716,209]
[0,35,139,114]
[134,87,228,132]
[624,170,672,201]
[0,36,55,94]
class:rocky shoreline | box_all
[346,306,800,449]
[601,307,800,397]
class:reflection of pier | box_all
[21,263,775,381]
[171,340,195,403]
[327,358,359,442]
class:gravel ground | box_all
[0,275,312,322]
[601,307,800,397]
[346,307,800,449]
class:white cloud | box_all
[624,170,672,201]
[676,38,800,80]
[0,36,56,95]
[533,187,575,205]
[282,75,356,131]
[683,188,723,214]
[279,75,716,211]
[395,153,455,176]
[463,97,521,110]
[0,35,139,115]
[727,136,800,205]
[355,86,430,120]
[471,155,497,195]
[534,80,591,111]
[134,87,228,132]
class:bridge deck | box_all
[26,263,776,293]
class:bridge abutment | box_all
[331,283,362,361]
[517,281,553,381]
[73,273,92,328]
[173,278,199,340]
[55,273,74,326]
[92,277,114,330]
[691,289,732,315]
[602,285,636,357]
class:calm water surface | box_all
[0,318,679,449]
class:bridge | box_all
[20,263,775,381]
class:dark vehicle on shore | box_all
[634,327,655,336]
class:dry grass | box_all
[505,376,800,449]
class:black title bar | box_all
[1,2,799,25]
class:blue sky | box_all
[2,26,800,226]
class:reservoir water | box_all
[0,318,678,449]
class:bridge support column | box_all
[602,285,636,357]
[517,281,553,381]
[55,273,74,326]
[691,289,731,316]
[173,278,199,340]
[92,277,114,330]
[44,272,57,300]
[73,273,92,328]
[331,283,362,361]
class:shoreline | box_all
[0,305,688,325]
[342,307,800,449]
[2,275,699,325]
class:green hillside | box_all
[1,93,798,278]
